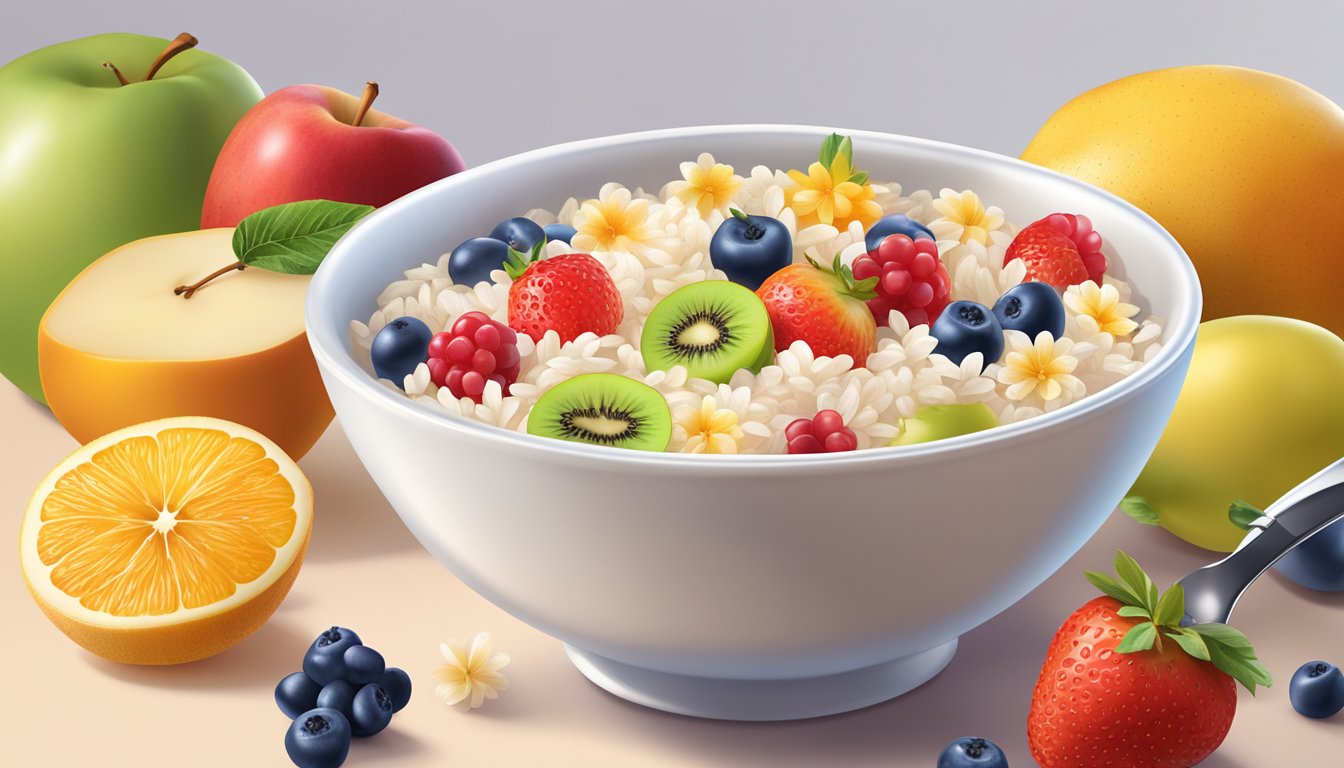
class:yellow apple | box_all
[1128,315,1344,551]
[1021,66,1344,335]
[38,229,333,459]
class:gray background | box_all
[3,0,1342,166]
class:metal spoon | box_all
[1177,457,1344,625]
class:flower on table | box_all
[664,153,743,218]
[1064,280,1139,337]
[929,188,1005,246]
[785,133,883,232]
[672,394,745,454]
[571,183,661,254]
[997,330,1085,406]
[434,632,511,711]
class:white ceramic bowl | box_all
[307,125,1201,720]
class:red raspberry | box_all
[1003,222,1089,289]
[1039,213,1105,283]
[851,234,951,328]
[785,409,858,454]
[426,311,521,401]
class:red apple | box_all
[201,82,464,227]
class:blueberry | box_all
[937,736,1009,768]
[931,301,1005,370]
[542,223,577,244]
[710,209,792,290]
[343,645,386,685]
[350,684,395,738]
[285,708,351,768]
[1289,660,1344,719]
[1275,519,1344,591]
[303,627,363,686]
[448,236,511,286]
[275,671,323,719]
[379,667,413,713]
[316,679,357,719]
[992,282,1065,339]
[488,217,546,252]
[864,213,934,252]
[370,318,433,388]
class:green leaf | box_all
[1154,582,1185,628]
[1120,496,1161,526]
[1116,605,1151,619]
[1195,622,1273,693]
[232,199,373,274]
[1113,550,1158,614]
[1163,628,1211,661]
[837,134,854,166]
[1115,621,1157,654]
[1083,571,1142,607]
[729,208,750,222]
[848,170,869,186]
[818,133,844,167]
[1228,499,1264,531]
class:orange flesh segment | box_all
[36,428,297,617]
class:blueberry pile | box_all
[277,627,413,768]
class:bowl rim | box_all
[307,123,1202,470]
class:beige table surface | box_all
[3,383,1341,767]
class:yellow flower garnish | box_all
[674,395,744,454]
[997,331,1084,403]
[1064,280,1140,337]
[665,153,743,218]
[784,133,882,232]
[930,188,1005,245]
[434,632,511,711]
[571,184,658,254]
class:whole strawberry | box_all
[1027,551,1272,768]
[505,242,623,343]
[756,254,878,365]
[1004,220,1089,289]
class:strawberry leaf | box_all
[1194,623,1273,694]
[1116,605,1151,619]
[1228,499,1264,531]
[1154,583,1185,628]
[1114,550,1159,615]
[1084,571,1143,607]
[1115,621,1157,653]
[1164,627,1211,662]
[1120,496,1161,526]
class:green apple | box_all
[1127,315,1344,551]
[0,33,262,402]
[890,403,999,446]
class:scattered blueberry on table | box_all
[279,627,414,767]
[1289,660,1344,719]
[937,736,1009,767]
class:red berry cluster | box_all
[851,234,951,328]
[1040,213,1106,284]
[427,311,521,401]
[785,410,858,454]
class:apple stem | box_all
[141,33,198,83]
[352,81,380,127]
[175,262,246,299]
[101,61,131,86]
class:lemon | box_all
[19,416,313,664]
[1128,316,1344,551]
[1022,66,1344,335]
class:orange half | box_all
[19,417,313,664]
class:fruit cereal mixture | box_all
[351,134,1166,454]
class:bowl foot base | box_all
[564,639,958,721]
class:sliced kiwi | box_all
[527,373,672,451]
[640,281,775,383]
